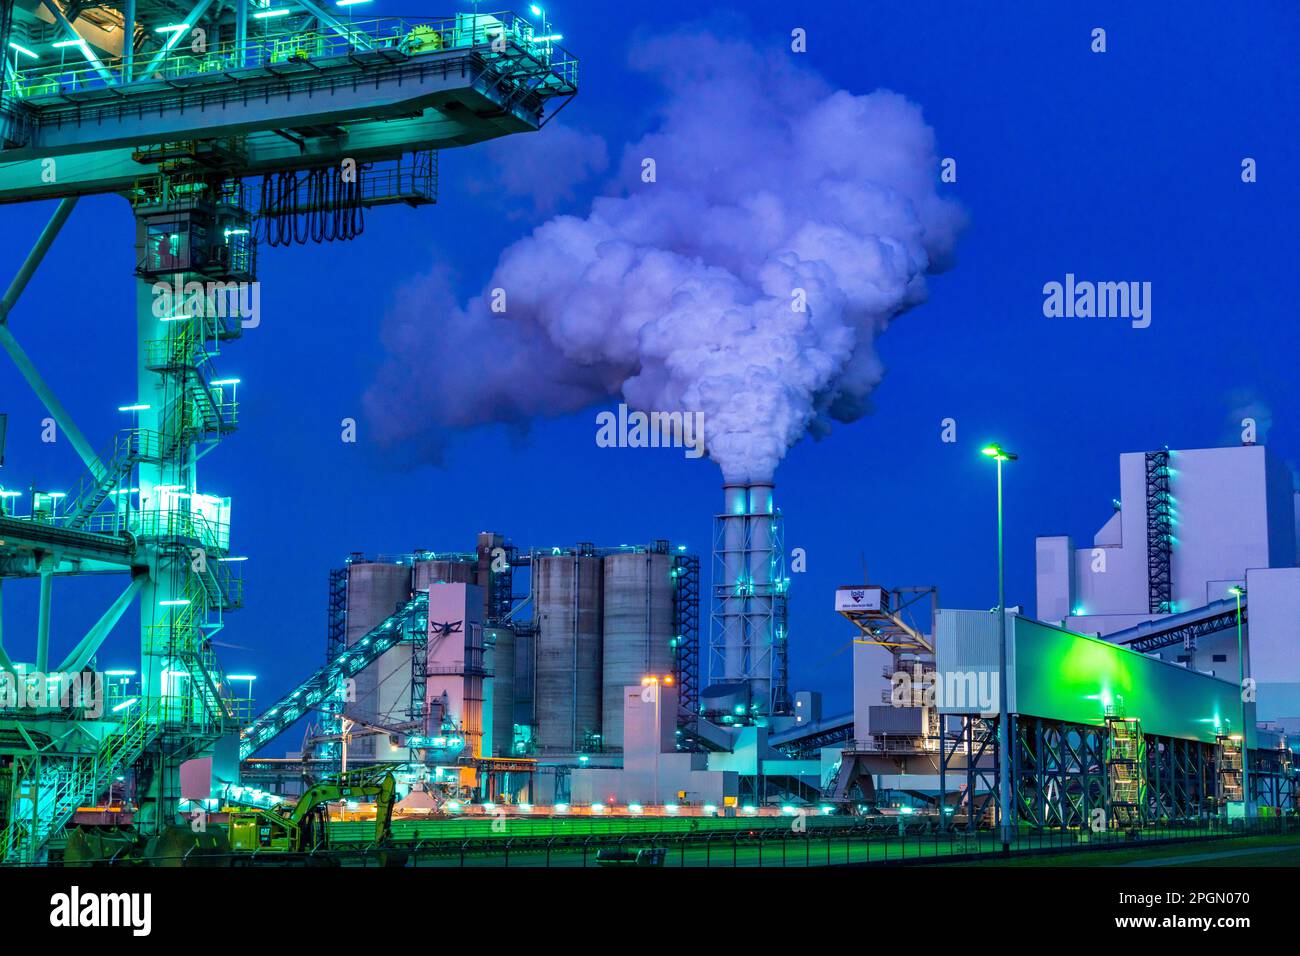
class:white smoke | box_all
[366,30,965,483]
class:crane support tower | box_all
[0,2,576,863]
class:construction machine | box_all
[227,764,400,857]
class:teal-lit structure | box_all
[0,1,575,863]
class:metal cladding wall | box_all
[601,551,674,750]
[413,558,476,592]
[719,483,748,684]
[935,610,1253,746]
[533,553,604,753]
[344,561,413,755]
[484,626,516,756]
[746,483,775,707]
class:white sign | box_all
[835,586,885,612]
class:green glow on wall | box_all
[1010,617,1252,747]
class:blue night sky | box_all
[2,0,1297,738]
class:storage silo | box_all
[601,548,675,751]
[344,560,413,758]
[414,555,476,592]
[484,626,516,755]
[532,549,603,754]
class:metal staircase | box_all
[61,430,157,530]
[0,701,160,864]
[240,592,428,759]
[1105,713,1147,828]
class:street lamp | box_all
[982,443,1018,850]
[1229,585,1250,815]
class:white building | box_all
[1035,443,1300,721]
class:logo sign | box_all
[834,586,885,612]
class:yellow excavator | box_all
[227,764,399,857]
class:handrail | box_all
[10,12,576,101]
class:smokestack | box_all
[720,483,748,686]
[746,482,774,709]
[709,481,787,721]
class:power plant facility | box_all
[0,0,1295,877]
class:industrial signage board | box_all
[835,586,887,613]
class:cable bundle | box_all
[259,165,365,247]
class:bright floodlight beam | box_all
[982,441,1016,851]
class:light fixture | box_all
[53,38,89,49]
[252,9,292,19]
[981,443,1018,461]
[8,42,39,59]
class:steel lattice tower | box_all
[0,1,575,862]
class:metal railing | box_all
[9,12,576,100]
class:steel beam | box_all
[123,0,135,81]
[135,0,218,81]
[56,575,144,674]
[35,554,54,671]
[39,1,118,87]
[293,0,375,52]
[0,197,106,480]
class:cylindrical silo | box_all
[746,483,775,712]
[484,625,516,755]
[533,550,603,754]
[601,550,675,751]
[414,556,476,592]
[344,561,412,758]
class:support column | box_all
[122,0,135,80]
[133,211,187,836]
[35,554,53,672]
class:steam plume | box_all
[366,30,965,483]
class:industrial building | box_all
[1034,444,1300,723]
[0,3,1295,867]
[831,441,1300,823]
